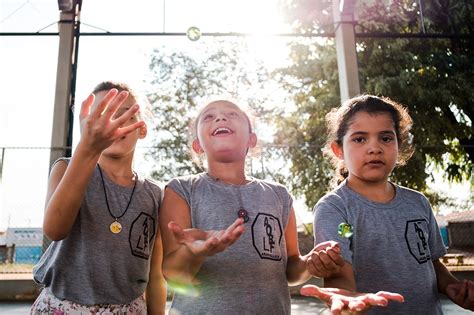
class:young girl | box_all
[31,81,166,314]
[312,94,474,314]
[159,99,403,314]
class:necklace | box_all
[207,173,250,223]
[98,164,137,234]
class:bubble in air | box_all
[186,26,201,41]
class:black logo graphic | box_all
[405,219,430,264]
[130,212,156,259]
[252,213,283,261]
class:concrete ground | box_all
[1,295,472,314]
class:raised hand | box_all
[79,88,144,153]
[446,279,474,310]
[168,217,245,257]
[301,285,404,315]
[306,241,345,278]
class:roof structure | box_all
[444,210,474,223]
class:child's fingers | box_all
[101,90,130,121]
[115,121,145,138]
[219,218,244,241]
[110,103,140,128]
[307,255,331,278]
[79,94,95,121]
[225,217,245,233]
[330,298,345,315]
[300,285,332,302]
[317,250,342,272]
[168,221,185,241]
[314,240,339,252]
[203,237,219,253]
[326,248,345,266]
[347,299,365,312]
[360,294,387,307]
[223,226,245,244]
[90,88,119,118]
[374,291,405,303]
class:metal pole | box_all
[44,0,81,251]
[49,0,81,170]
[332,0,360,102]
[0,148,4,182]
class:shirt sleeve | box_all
[313,195,353,264]
[166,177,191,205]
[422,196,447,260]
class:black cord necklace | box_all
[98,164,137,234]
[207,173,250,223]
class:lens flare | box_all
[167,279,200,297]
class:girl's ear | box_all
[248,132,257,149]
[331,141,344,160]
[192,139,204,154]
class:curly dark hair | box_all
[325,94,414,185]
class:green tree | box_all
[275,0,473,208]
[146,41,277,182]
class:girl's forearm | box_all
[162,246,206,284]
[286,255,311,286]
[433,259,459,294]
[43,144,101,240]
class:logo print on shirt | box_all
[405,219,430,264]
[130,212,156,259]
[252,213,283,261]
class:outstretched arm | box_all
[434,259,474,310]
[302,262,403,314]
[285,208,344,285]
[301,285,404,315]
[159,187,245,284]
[146,231,167,315]
[324,260,356,291]
[43,89,143,240]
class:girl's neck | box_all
[98,155,135,186]
[207,161,247,185]
[346,177,395,203]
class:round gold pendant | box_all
[110,221,122,234]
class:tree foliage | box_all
[145,41,276,182]
[275,0,474,208]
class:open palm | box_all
[168,218,245,257]
[301,285,404,315]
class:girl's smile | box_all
[212,126,234,136]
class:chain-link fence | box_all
[0,146,473,275]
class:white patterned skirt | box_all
[30,289,147,315]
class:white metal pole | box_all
[333,0,360,102]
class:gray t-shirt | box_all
[313,180,446,315]
[168,173,292,315]
[33,159,161,305]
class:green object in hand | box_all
[338,222,353,238]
